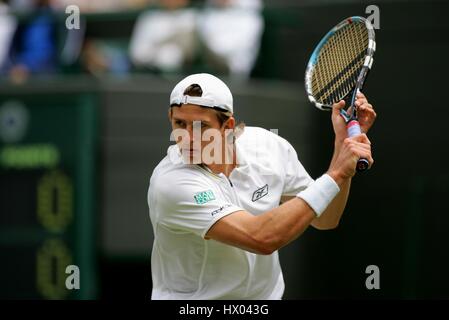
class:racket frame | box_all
[305,16,376,112]
[304,16,376,172]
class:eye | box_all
[174,120,185,127]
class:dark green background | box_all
[0,90,98,299]
[0,0,448,299]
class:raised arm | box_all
[206,132,373,255]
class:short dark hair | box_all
[183,83,203,97]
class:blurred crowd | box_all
[0,0,264,83]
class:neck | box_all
[204,144,237,177]
[206,162,236,177]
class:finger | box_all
[349,133,371,145]
[355,99,368,107]
[360,107,377,122]
[356,91,366,99]
[358,106,376,118]
[358,103,375,114]
[349,145,372,158]
[349,139,372,150]
[345,139,372,156]
[332,100,346,117]
[348,144,374,167]
[359,103,373,110]
[332,100,346,110]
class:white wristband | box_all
[296,174,340,217]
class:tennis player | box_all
[147,73,376,299]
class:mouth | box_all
[180,148,202,164]
[181,148,200,156]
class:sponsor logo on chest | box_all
[194,190,216,205]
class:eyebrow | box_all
[172,118,212,126]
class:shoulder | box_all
[239,126,293,148]
[237,126,296,161]
[149,149,213,201]
[240,126,278,139]
[151,165,207,195]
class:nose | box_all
[185,125,194,145]
[187,121,202,143]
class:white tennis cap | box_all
[170,73,233,114]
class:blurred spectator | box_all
[8,0,36,12]
[80,39,131,77]
[129,0,197,73]
[50,0,152,13]
[129,0,263,78]
[198,0,264,79]
[3,0,264,80]
[7,0,58,82]
[0,0,17,71]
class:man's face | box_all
[169,104,233,164]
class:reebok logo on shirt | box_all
[210,204,232,216]
[194,190,216,205]
[252,184,269,202]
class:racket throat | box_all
[339,109,354,123]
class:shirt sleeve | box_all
[281,140,314,196]
[152,170,243,238]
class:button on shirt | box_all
[148,126,313,299]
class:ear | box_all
[224,116,235,130]
[168,108,172,121]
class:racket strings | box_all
[311,21,369,105]
[318,25,366,101]
[315,50,365,103]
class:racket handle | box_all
[347,120,369,172]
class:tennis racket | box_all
[305,16,376,172]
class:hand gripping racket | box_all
[305,16,376,172]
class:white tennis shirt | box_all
[148,126,314,299]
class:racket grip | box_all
[346,120,369,172]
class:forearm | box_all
[312,178,350,229]
[310,139,354,229]
[252,174,343,252]
[253,197,318,253]
[207,197,317,255]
